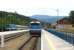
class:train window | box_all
[30,23,41,29]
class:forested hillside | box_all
[0,11,31,26]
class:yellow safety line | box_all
[45,33,56,50]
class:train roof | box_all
[30,21,40,23]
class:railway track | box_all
[19,36,39,50]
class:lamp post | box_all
[50,8,59,16]
[56,9,59,16]
[50,8,59,29]
[56,9,59,29]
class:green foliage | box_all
[69,11,74,24]
[0,11,31,26]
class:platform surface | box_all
[41,29,74,50]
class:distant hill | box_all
[31,15,65,23]
[0,11,31,26]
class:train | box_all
[29,20,42,37]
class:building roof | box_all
[57,17,70,24]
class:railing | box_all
[47,29,74,45]
[0,30,29,47]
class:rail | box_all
[19,37,38,50]
[47,29,74,45]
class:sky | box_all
[0,0,74,16]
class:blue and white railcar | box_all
[29,21,41,37]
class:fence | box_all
[47,29,74,45]
[0,30,29,47]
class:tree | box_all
[0,11,31,26]
[69,11,74,27]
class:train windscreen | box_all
[30,23,41,29]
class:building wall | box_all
[56,24,72,29]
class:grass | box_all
[56,27,74,33]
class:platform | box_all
[41,29,74,50]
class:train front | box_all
[29,21,41,37]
